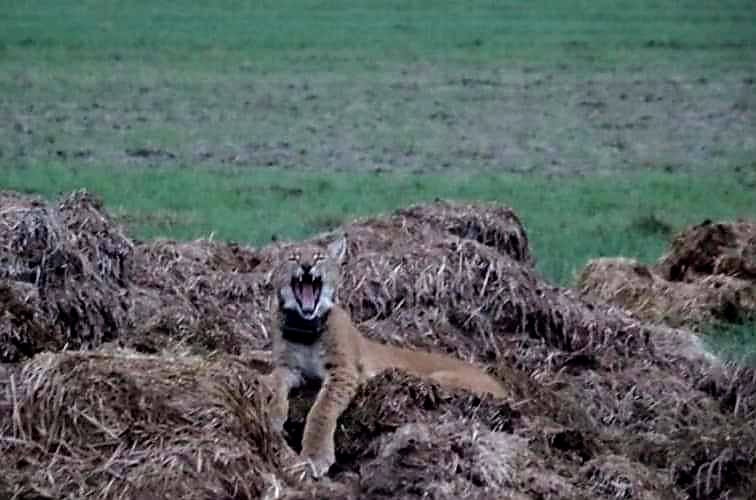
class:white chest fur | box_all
[283,340,327,381]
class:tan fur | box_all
[268,237,507,478]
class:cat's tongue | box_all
[300,283,316,312]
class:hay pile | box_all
[126,239,264,355]
[2,350,293,499]
[1,191,755,499]
[0,191,132,362]
[578,220,756,328]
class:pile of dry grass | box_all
[0,190,132,362]
[2,350,291,499]
[0,189,272,360]
[578,220,756,328]
[658,220,756,281]
[2,191,756,499]
[124,239,266,355]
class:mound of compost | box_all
[1,191,755,499]
[658,220,756,282]
[0,190,132,362]
[578,221,756,329]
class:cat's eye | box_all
[288,253,300,262]
[314,252,324,262]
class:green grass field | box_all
[2,1,755,351]
[3,0,755,175]
[3,0,754,64]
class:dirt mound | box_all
[658,220,756,281]
[1,350,295,499]
[4,340,754,499]
[2,191,756,499]
[578,221,756,329]
[0,189,272,360]
[296,200,534,266]
[124,239,266,355]
[0,190,132,362]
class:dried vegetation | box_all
[578,220,756,328]
[1,190,755,499]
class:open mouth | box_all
[291,271,323,317]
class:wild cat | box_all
[267,236,506,478]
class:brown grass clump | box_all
[2,191,756,499]
[124,239,267,355]
[0,190,132,362]
[658,219,756,281]
[0,188,272,360]
[578,220,756,329]
[0,349,299,499]
[279,201,533,265]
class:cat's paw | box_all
[285,447,335,480]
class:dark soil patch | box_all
[126,147,177,160]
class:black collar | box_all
[280,308,329,345]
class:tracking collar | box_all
[280,308,329,345]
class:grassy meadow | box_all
[4,163,756,286]
[2,1,755,347]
